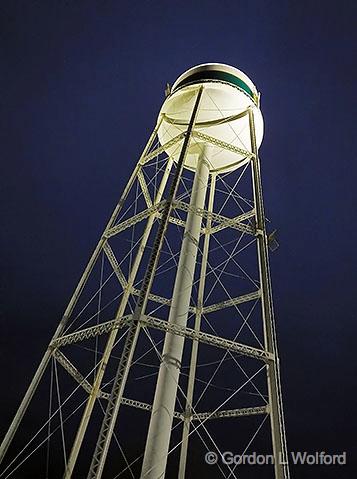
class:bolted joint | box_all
[183,405,192,420]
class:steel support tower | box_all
[0,64,290,479]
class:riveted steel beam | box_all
[131,288,196,314]
[140,133,186,165]
[104,201,166,238]
[102,242,127,289]
[141,315,273,362]
[192,131,254,159]
[191,405,268,421]
[137,169,153,208]
[202,290,261,314]
[51,316,132,348]
[174,200,255,235]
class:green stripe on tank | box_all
[175,70,257,103]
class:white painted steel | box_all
[158,63,264,172]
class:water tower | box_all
[0,63,290,479]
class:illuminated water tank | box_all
[158,62,264,172]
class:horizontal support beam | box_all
[51,315,132,348]
[104,202,166,238]
[191,405,268,421]
[166,214,187,229]
[140,133,185,165]
[202,290,261,314]
[120,397,182,420]
[131,288,196,314]
[174,201,255,235]
[104,201,254,240]
[162,110,250,128]
[54,311,271,358]
[52,291,260,352]
[132,288,171,307]
[141,315,273,362]
[52,296,196,350]
[192,131,254,159]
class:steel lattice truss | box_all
[0,103,289,479]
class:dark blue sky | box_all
[1,1,356,478]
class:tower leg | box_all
[0,149,146,466]
[63,155,173,479]
[85,87,204,479]
[141,151,210,479]
[248,108,290,479]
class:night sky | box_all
[1,1,357,478]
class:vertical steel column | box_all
[248,108,290,479]
[178,172,216,479]
[0,119,161,467]
[63,157,173,479]
[86,87,204,479]
[141,150,210,479]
